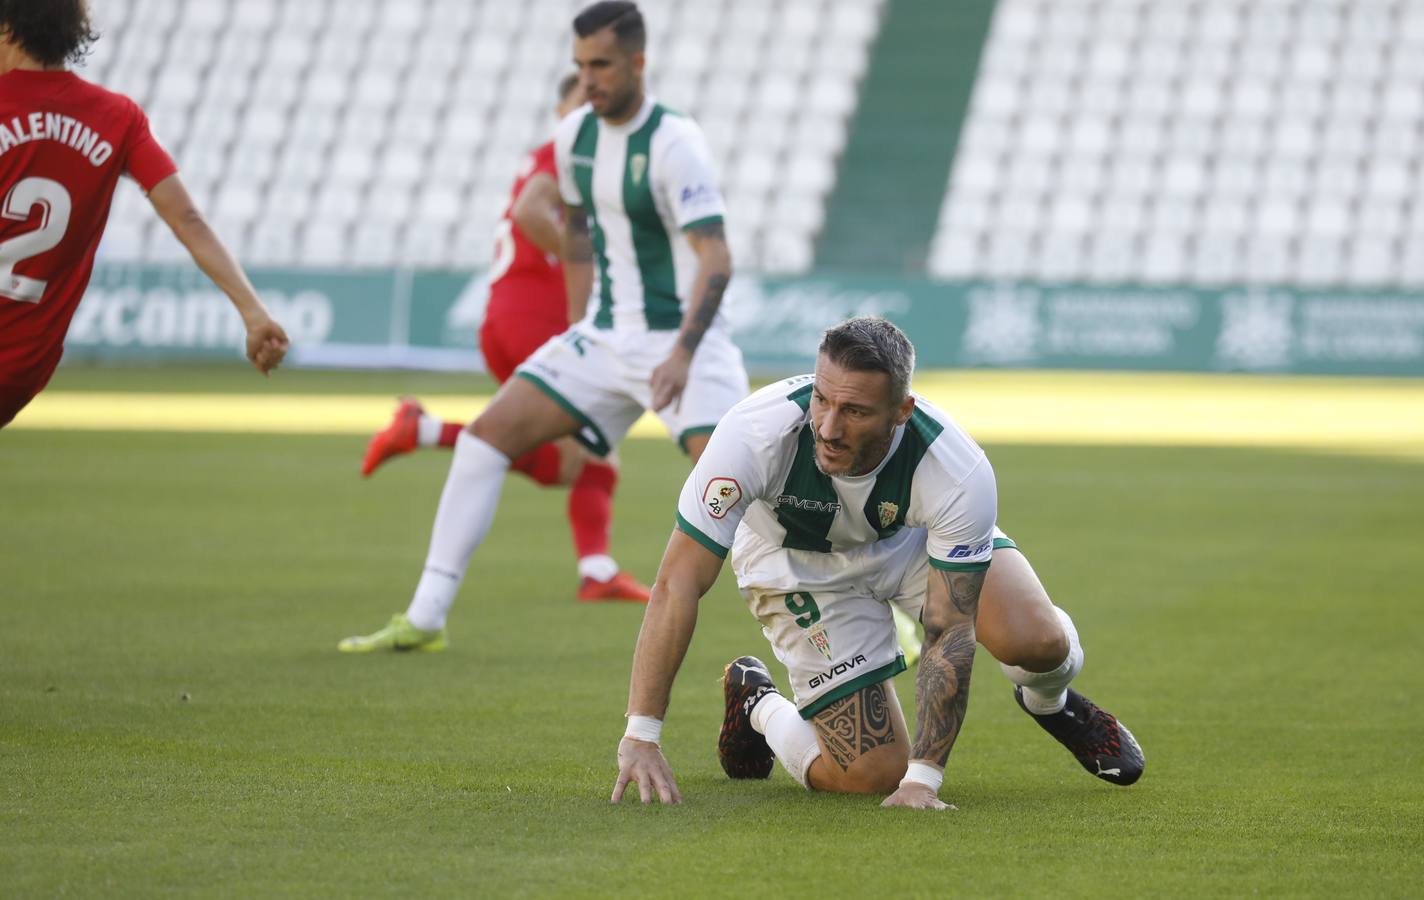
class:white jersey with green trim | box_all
[674,375,998,593]
[554,96,727,336]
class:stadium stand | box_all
[82,0,885,275]
[817,0,997,273]
[931,0,1424,287]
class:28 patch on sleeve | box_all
[702,477,743,519]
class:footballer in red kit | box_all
[350,73,649,639]
[0,0,287,429]
[478,139,568,384]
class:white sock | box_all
[1000,606,1084,715]
[416,414,444,448]
[750,691,821,788]
[405,432,510,630]
[577,554,619,582]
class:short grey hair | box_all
[818,316,916,402]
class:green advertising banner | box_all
[65,265,1424,377]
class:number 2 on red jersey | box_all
[0,177,74,304]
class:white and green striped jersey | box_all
[675,375,998,594]
[554,96,727,334]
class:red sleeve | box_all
[532,141,557,180]
[124,102,178,191]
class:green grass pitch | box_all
[3,369,1422,896]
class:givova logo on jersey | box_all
[808,654,868,689]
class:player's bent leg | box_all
[979,545,1145,785]
[976,545,1070,672]
[469,376,583,459]
[339,381,582,650]
[805,680,912,795]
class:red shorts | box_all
[479,309,567,383]
[0,380,44,428]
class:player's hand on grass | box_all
[244,316,290,375]
[880,781,956,811]
[649,349,692,412]
[612,736,682,805]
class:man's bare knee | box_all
[808,748,907,795]
[987,621,1069,672]
[806,681,910,795]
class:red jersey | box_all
[483,141,566,327]
[0,69,176,387]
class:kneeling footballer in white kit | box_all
[612,317,1144,808]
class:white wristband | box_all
[623,715,663,746]
[900,761,944,793]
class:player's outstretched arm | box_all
[511,173,564,258]
[147,175,288,374]
[611,529,726,806]
[649,222,732,411]
[563,204,594,324]
[882,567,987,810]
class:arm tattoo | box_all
[910,569,985,766]
[949,570,981,616]
[565,208,593,263]
[810,681,897,772]
[678,272,728,354]
[678,221,730,354]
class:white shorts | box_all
[740,526,1022,719]
[515,323,749,456]
[742,527,925,719]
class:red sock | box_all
[510,442,562,487]
[438,422,463,448]
[568,459,617,559]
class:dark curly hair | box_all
[0,0,98,67]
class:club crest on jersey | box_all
[806,624,832,662]
[703,477,742,519]
[877,501,899,529]
[630,153,648,185]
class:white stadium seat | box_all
[1191,235,1243,284]
[928,0,1424,288]
[1294,236,1345,287]
[1346,239,1396,288]
[351,222,401,269]
[301,224,347,268]
[91,0,877,271]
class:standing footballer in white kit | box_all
[337,0,748,651]
[612,318,1144,808]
